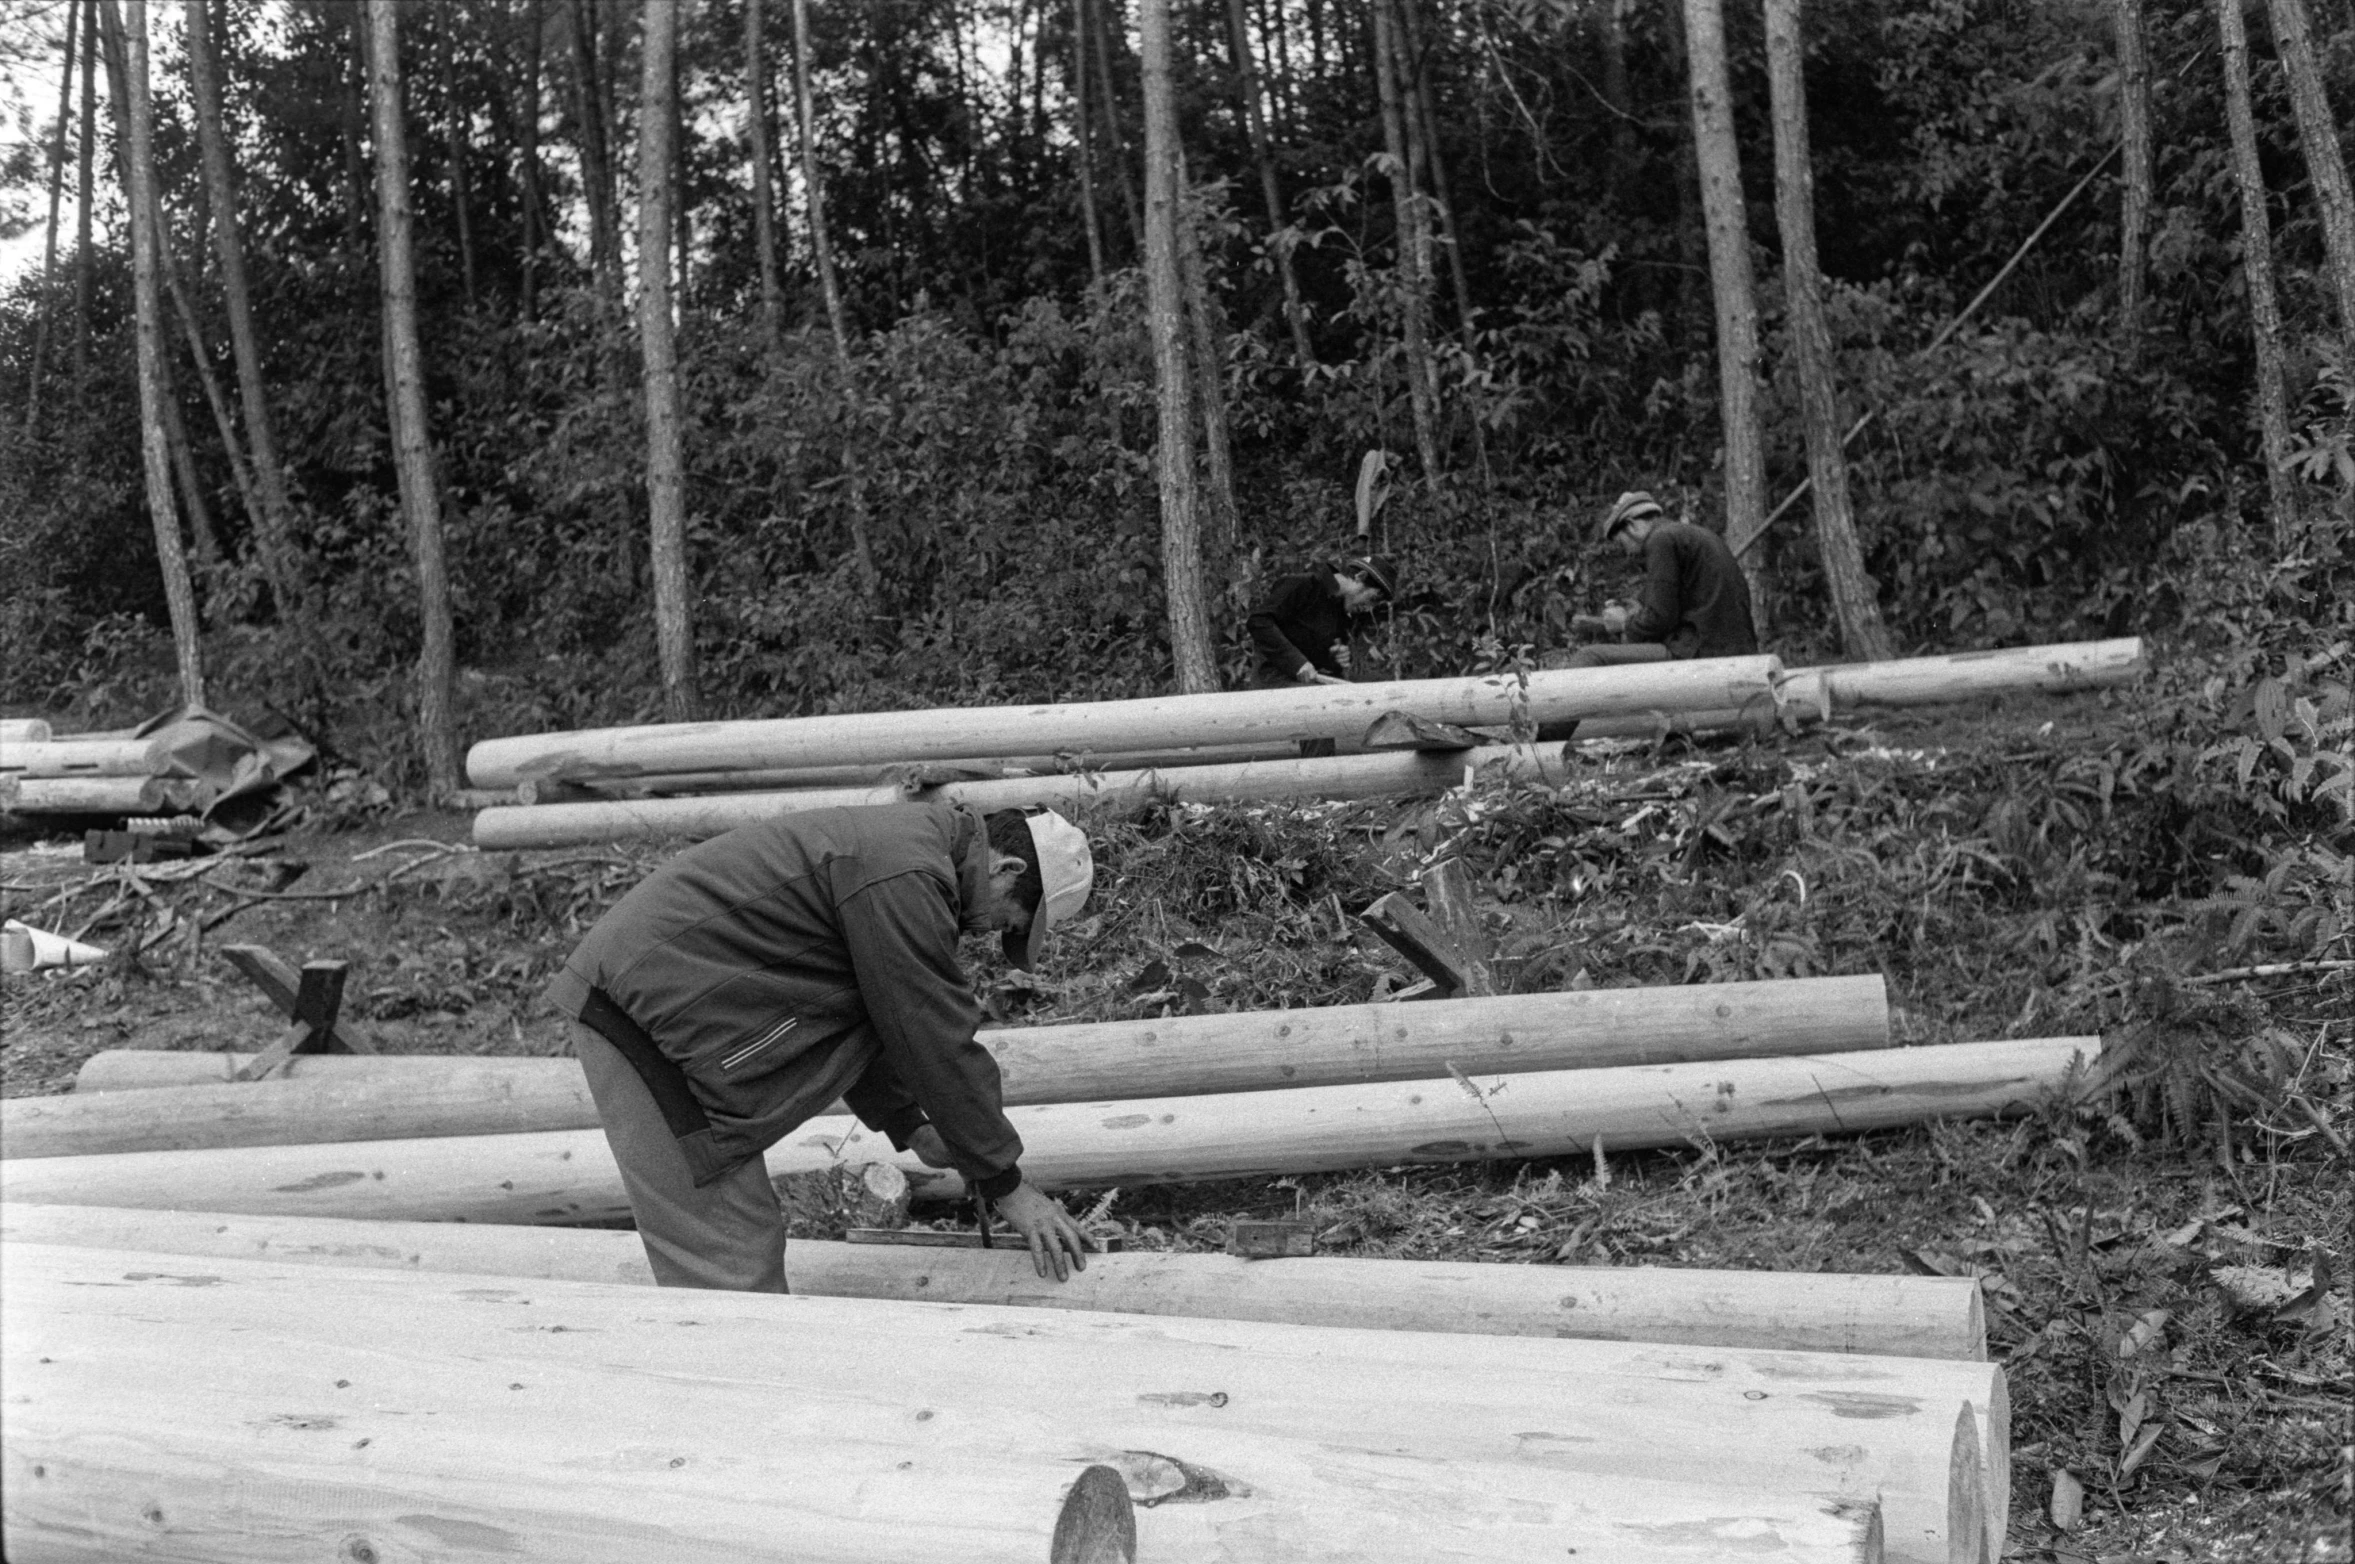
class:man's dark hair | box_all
[983,810,1046,919]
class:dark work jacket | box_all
[1247,569,1372,687]
[1624,521,1759,660]
[546,803,1021,1194]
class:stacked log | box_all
[0,1036,2098,1222]
[24,974,1890,1154]
[0,718,55,745]
[4,1242,2002,1561]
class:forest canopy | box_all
[0,0,2347,787]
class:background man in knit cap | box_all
[548,802,1098,1292]
[1560,490,1758,668]
[1244,554,1401,689]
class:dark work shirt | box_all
[1247,569,1373,686]
[1623,521,1759,659]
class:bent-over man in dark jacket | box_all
[548,802,1096,1292]
[1560,491,1757,667]
[1244,555,1400,688]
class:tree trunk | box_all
[1599,0,1634,203]
[1681,0,1769,630]
[2112,0,2152,343]
[159,243,251,563]
[566,0,621,310]
[1091,0,1143,248]
[436,0,479,310]
[113,0,206,707]
[1071,0,1107,287]
[1179,174,1237,557]
[638,0,699,724]
[1764,0,1894,660]
[789,0,876,593]
[1224,0,1313,363]
[520,0,545,318]
[2264,0,2355,351]
[2217,0,2297,541]
[23,0,77,436]
[1140,0,1218,693]
[74,0,97,390]
[366,0,462,797]
[1371,0,1442,480]
[746,0,785,347]
[1659,0,1710,335]
[1400,0,1474,337]
[185,0,306,616]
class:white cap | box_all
[1006,810,1094,970]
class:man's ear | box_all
[987,850,1029,880]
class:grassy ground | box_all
[4,681,2347,1562]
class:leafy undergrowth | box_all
[3,661,2348,1561]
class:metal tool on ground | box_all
[219,944,382,1057]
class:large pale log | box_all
[0,1202,1987,1360]
[4,775,199,814]
[473,741,1587,848]
[47,974,1890,1148]
[4,1242,1978,1560]
[1782,638,2143,714]
[464,657,1783,787]
[0,737,157,777]
[5,1037,2095,1239]
[0,719,55,745]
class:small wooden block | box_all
[83,830,136,863]
[1362,710,1485,751]
[234,961,348,1082]
[1226,1219,1318,1259]
[1051,1464,1137,1564]
[843,1228,1124,1253]
[219,945,382,1055]
[1357,891,1474,997]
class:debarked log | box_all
[39,975,1891,1154]
[1778,638,2143,715]
[4,1038,2093,1243]
[2,775,205,815]
[471,741,1587,849]
[464,658,1783,788]
[0,1202,1986,1361]
[0,719,56,745]
[3,1242,1974,1561]
[0,737,160,778]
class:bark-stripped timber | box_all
[5,776,200,814]
[54,974,1890,1143]
[6,1036,2095,1259]
[1779,639,2143,714]
[2,1243,1963,1561]
[463,657,1783,787]
[472,742,1574,848]
[0,738,158,777]
[0,719,54,744]
[0,1203,1988,1361]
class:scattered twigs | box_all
[2185,958,2355,986]
[352,839,471,863]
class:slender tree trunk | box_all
[568,0,621,310]
[1600,0,1634,203]
[789,0,853,357]
[746,0,785,347]
[1091,0,1143,249]
[365,0,462,796]
[2218,0,2297,541]
[1371,0,1442,480]
[1179,171,1236,555]
[1224,0,1313,363]
[638,0,699,723]
[75,0,96,389]
[24,0,77,436]
[162,246,257,560]
[186,0,306,615]
[1139,0,1216,694]
[1072,0,1107,286]
[789,0,876,593]
[1660,0,1709,329]
[1764,0,1892,660]
[1401,0,1474,337]
[2264,0,2355,351]
[520,0,545,319]
[2113,0,2152,343]
[437,0,479,310]
[1681,0,1768,621]
[117,1,206,707]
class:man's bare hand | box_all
[906,1125,956,1168]
[992,1182,1090,1281]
